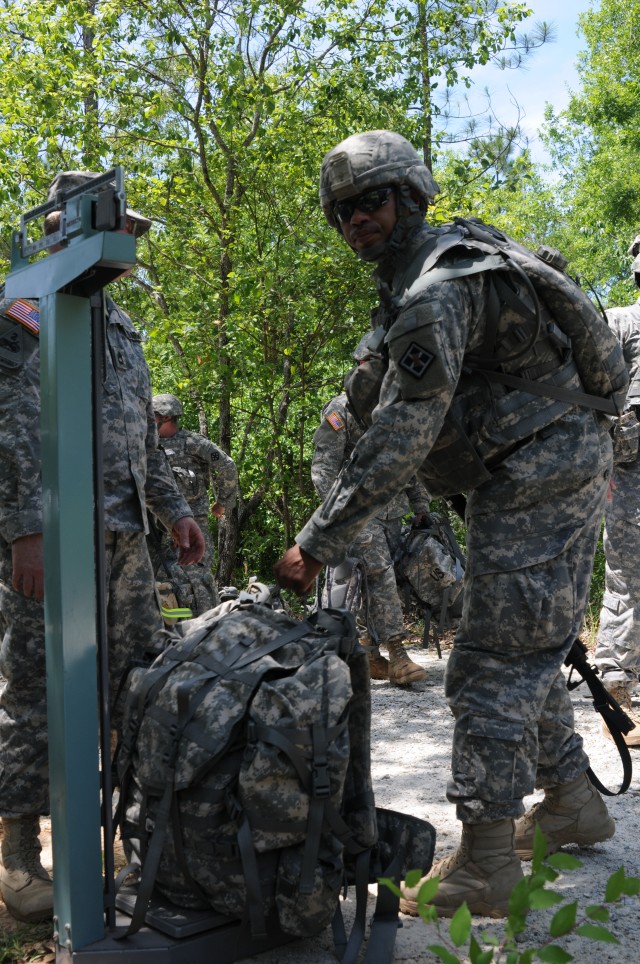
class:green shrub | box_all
[381,827,640,963]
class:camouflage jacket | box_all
[158,428,238,518]
[297,224,613,573]
[311,392,430,519]
[0,293,191,544]
[606,298,640,406]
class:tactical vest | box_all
[345,219,628,495]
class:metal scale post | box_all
[5,170,294,962]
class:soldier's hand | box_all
[12,533,44,602]
[172,517,206,566]
[210,501,225,518]
[274,545,323,596]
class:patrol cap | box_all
[47,171,152,238]
[152,393,184,417]
[319,130,440,228]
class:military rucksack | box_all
[115,596,436,961]
[394,513,465,654]
[345,218,628,437]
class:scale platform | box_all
[54,887,297,962]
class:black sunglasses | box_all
[332,186,394,224]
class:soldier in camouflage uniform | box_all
[276,131,624,918]
[594,237,640,746]
[0,172,205,923]
[312,391,429,684]
[151,393,238,615]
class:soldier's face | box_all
[338,190,398,257]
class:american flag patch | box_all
[4,299,40,336]
[326,410,345,431]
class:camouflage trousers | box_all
[445,467,609,824]
[0,529,164,817]
[149,513,219,617]
[595,461,640,686]
[352,514,406,645]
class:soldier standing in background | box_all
[151,393,239,614]
[594,236,640,746]
[312,390,429,684]
[0,173,204,923]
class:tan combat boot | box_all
[514,773,616,860]
[602,682,640,747]
[359,632,389,679]
[400,819,523,919]
[0,815,53,922]
[387,636,427,685]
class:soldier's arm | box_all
[406,477,431,519]
[205,441,238,510]
[0,319,45,597]
[311,399,350,500]
[143,402,194,531]
[295,280,472,568]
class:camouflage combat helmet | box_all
[152,393,184,417]
[628,234,640,258]
[320,130,440,229]
[628,235,640,289]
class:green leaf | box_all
[574,924,620,943]
[536,946,573,963]
[528,888,564,910]
[449,902,472,947]
[417,876,441,905]
[546,852,583,871]
[508,876,532,915]
[469,935,494,964]
[621,876,640,897]
[404,868,424,889]
[427,944,462,964]
[585,905,609,922]
[531,824,548,867]
[420,903,439,924]
[549,901,578,937]
[605,867,625,902]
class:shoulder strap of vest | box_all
[398,222,621,416]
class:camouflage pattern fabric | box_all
[120,602,376,938]
[0,532,165,817]
[297,222,615,822]
[595,299,640,688]
[311,392,430,643]
[0,293,191,818]
[153,427,238,613]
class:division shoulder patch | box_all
[325,410,345,432]
[399,341,434,379]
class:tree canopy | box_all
[0,0,563,582]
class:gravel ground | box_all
[235,636,640,964]
[3,636,639,963]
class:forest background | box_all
[0,0,637,617]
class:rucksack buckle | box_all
[312,762,331,798]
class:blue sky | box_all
[463,0,595,163]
